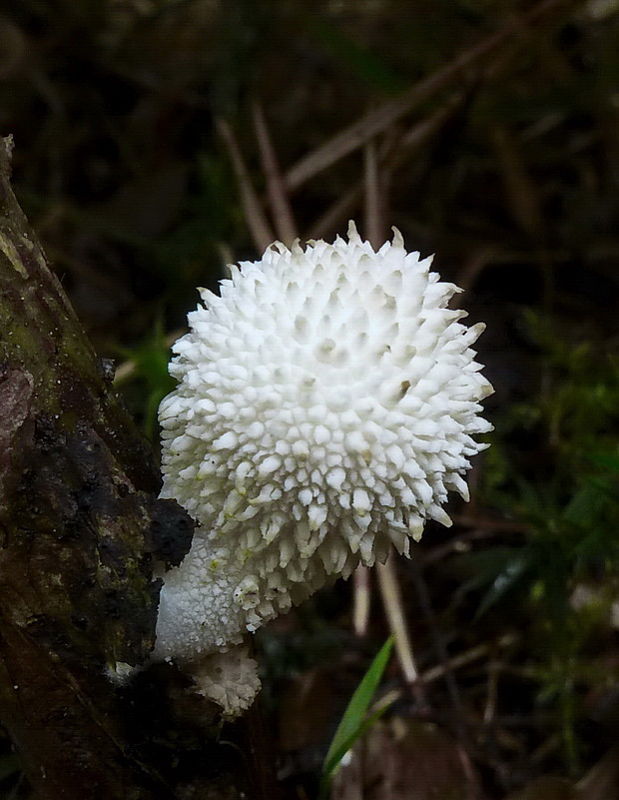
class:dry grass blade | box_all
[216,117,274,252]
[422,636,513,685]
[376,634,517,711]
[384,91,465,178]
[251,99,298,245]
[284,0,573,191]
[400,93,462,150]
[307,93,468,239]
[353,565,371,637]
[364,139,387,248]
[377,557,421,693]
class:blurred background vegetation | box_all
[1,0,619,797]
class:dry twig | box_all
[284,0,573,191]
[307,93,466,240]
[217,118,274,252]
[251,100,298,245]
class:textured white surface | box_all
[190,646,261,718]
[155,223,493,664]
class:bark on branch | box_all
[0,136,259,799]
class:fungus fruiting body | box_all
[155,223,493,714]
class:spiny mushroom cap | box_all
[156,223,493,661]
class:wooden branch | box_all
[0,137,255,799]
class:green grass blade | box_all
[322,636,394,782]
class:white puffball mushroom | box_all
[154,222,493,713]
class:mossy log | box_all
[0,137,263,799]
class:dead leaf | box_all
[332,718,484,800]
